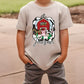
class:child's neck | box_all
[35,0,53,7]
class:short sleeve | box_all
[59,6,73,30]
[16,8,27,31]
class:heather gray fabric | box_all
[23,62,68,84]
[16,1,73,70]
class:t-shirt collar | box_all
[31,1,56,9]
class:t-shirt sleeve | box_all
[16,8,27,31]
[59,6,73,30]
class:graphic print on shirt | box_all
[32,14,55,46]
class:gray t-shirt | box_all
[16,1,73,70]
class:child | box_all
[16,0,73,84]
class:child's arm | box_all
[54,29,69,63]
[54,6,73,64]
[16,30,33,64]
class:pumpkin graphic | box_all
[32,14,55,46]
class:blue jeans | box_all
[23,62,68,84]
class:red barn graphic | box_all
[37,19,50,30]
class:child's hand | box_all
[21,55,33,64]
[53,55,66,64]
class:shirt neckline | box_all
[31,1,56,9]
